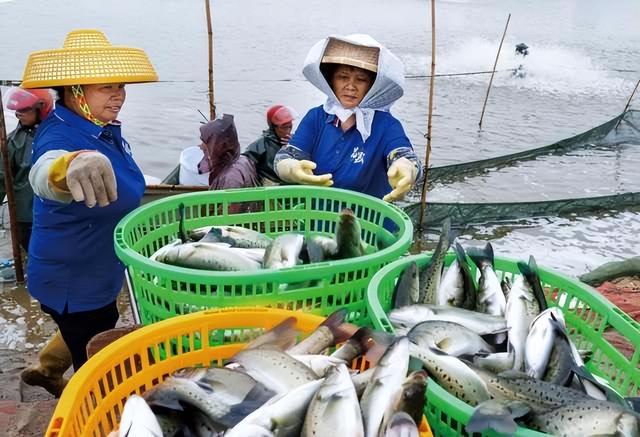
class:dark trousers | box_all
[41,301,119,371]
[17,221,32,253]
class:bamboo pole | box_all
[0,88,25,283]
[205,0,216,120]
[478,13,511,130]
[614,78,639,130]
[418,0,437,229]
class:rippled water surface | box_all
[0,0,639,349]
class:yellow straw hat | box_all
[21,29,158,88]
[321,37,380,73]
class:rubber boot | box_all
[21,330,72,397]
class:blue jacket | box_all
[28,105,145,314]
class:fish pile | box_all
[387,219,640,436]
[150,205,367,272]
[112,309,425,437]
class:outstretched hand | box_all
[66,152,118,208]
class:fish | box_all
[467,243,506,325]
[143,367,275,429]
[177,202,189,243]
[466,399,531,435]
[455,242,477,311]
[419,218,451,304]
[540,315,574,386]
[524,308,563,379]
[330,327,392,366]
[519,255,548,312]
[231,348,319,394]
[287,309,352,355]
[393,262,420,309]
[335,208,366,259]
[504,273,540,371]
[305,235,338,263]
[385,370,428,429]
[468,366,592,413]
[244,317,300,351]
[382,411,420,437]
[525,400,640,436]
[153,241,262,271]
[291,354,347,378]
[118,394,163,437]
[472,351,515,374]
[360,337,411,437]
[409,345,490,407]
[389,304,508,335]
[435,258,464,307]
[263,234,305,269]
[198,225,273,248]
[225,379,323,437]
[301,364,364,437]
[409,320,495,357]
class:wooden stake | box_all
[418,0,437,229]
[205,0,216,120]
[0,88,25,283]
[478,13,511,130]
[615,78,639,130]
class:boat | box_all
[143,109,640,226]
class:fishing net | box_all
[405,110,640,226]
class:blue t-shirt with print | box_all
[289,105,412,199]
[28,105,145,314]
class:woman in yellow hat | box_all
[274,34,422,202]
[21,29,157,372]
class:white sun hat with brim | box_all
[21,29,158,89]
[303,34,405,142]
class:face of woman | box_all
[330,65,374,109]
[82,83,126,123]
[15,106,39,127]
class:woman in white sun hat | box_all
[22,29,157,371]
[274,34,422,202]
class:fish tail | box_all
[518,256,548,311]
[467,242,494,270]
[245,317,300,350]
[177,202,189,243]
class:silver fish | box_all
[301,364,364,437]
[118,394,163,437]
[382,411,420,437]
[232,348,318,394]
[197,225,273,248]
[291,354,347,378]
[306,235,338,263]
[287,308,350,355]
[143,367,274,429]
[389,304,507,335]
[466,399,531,435]
[473,351,515,374]
[436,258,465,307]
[335,208,366,259]
[393,262,420,309]
[524,308,563,379]
[360,337,411,437]
[468,243,507,325]
[263,234,305,269]
[505,275,540,371]
[526,400,640,436]
[409,320,495,357]
[383,370,427,431]
[409,344,490,407]
[419,218,451,304]
[225,379,323,437]
[153,241,262,271]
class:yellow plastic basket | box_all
[45,307,432,437]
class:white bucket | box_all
[178,146,210,186]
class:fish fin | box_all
[570,362,629,407]
[362,330,396,366]
[198,227,224,244]
[466,399,530,435]
[177,203,189,243]
[245,317,300,351]
[517,256,548,311]
[467,242,494,270]
[625,397,640,413]
[219,382,277,428]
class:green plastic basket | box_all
[115,186,413,326]
[367,253,640,437]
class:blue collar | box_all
[52,105,121,141]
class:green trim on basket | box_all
[115,186,413,326]
[366,252,640,437]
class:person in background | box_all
[3,88,73,397]
[2,88,53,251]
[274,34,422,202]
[198,114,259,191]
[23,29,157,371]
[243,104,297,185]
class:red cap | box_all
[6,88,54,119]
[266,105,296,126]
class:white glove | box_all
[276,159,333,186]
[67,152,118,207]
[383,157,418,202]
